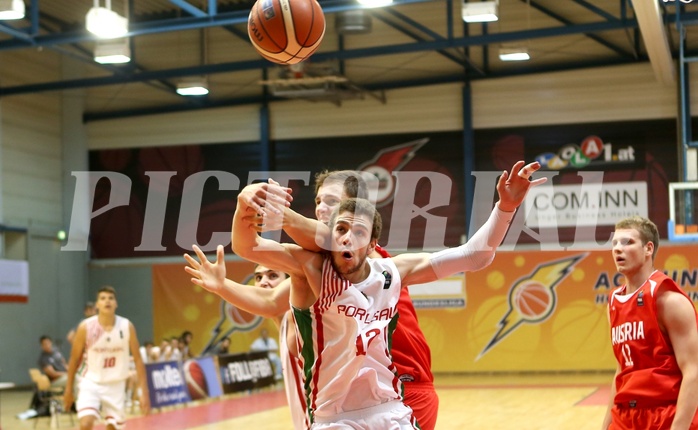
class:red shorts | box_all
[611,404,698,429]
[403,381,439,430]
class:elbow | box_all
[471,251,496,271]
[234,244,256,261]
[231,235,251,260]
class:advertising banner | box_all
[218,351,276,393]
[0,259,29,303]
[183,356,223,400]
[418,245,698,373]
[145,360,191,408]
[152,261,279,357]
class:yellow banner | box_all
[152,245,698,373]
[414,245,698,373]
[152,261,279,357]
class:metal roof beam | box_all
[169,0,208,18]
[527,0,635,59]
[0,0,435,52]
[632,0,675,85]
[570,0,619,22]
[0,18,647,97]
[372,9,484,75]
[83,56,644,122]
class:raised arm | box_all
[246,206,330,252]
[184,244,291,318]
[395,161,546,286]
[232,185,304,276]
[240,179,330,252]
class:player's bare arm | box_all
[232,191,306,277]
[63,320,87,411]
[248,206,331,252]
[129,322,150,415]
[601,306,620,430]
[601,365,621,429]
[657,287,698,429]
[184,244,291,318]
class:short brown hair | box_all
[97,285,117,298]
[314,170,371,200]
[329,198,382,241]
[615,216,659,260]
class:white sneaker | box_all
[17,409,38,420]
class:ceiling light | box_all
[86,6,128,39]
[462,0,498,23]
[336,10,372,34]
[0,0,25,20]
[94,38,131,64]
[499,47,530,61]
[357,0,393,7]
[176,78,209,96]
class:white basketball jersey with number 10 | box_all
[81,315,131,383]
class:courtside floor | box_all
[0,373,612,430]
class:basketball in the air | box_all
[248,0,325,65]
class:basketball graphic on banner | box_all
[183,360,209,400]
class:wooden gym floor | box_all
[0,372,612,430]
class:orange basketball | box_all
[248,0,325,65]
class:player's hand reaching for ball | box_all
[496,161,547,212]
[184,245,226,295]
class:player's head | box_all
[96,285,117,313]
[314,170,372,223]
[39,335,53,352]
[181,330,193,344]
[84,301,96,317]
[614,216,659,261]
[253,264,288,289]
[329,198,382,277]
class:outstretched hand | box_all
[496,161,547,212]
[183,245,227,294]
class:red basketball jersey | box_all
[608,270,698,407]
[375,245,434,384]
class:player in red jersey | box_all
[602,216,698,430]
[372,243,437,429]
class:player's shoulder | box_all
[79,314,97,328]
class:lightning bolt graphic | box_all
[357,138,428,207]
[357,138,428,173]
[476,254,587,360]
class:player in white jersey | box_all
[232,160,544,427]
[64,286,150,430]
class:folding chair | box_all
[28,368,74,428]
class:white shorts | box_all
[77,378,127,429]
[311,400,418,429]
